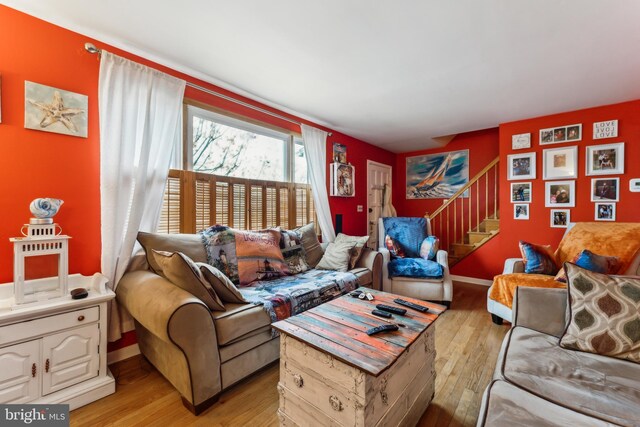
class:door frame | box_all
[366,160,393,247]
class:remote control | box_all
[393,298,429,313]
[376,304,407,316]
[371,309,392,318]
[366,324,399,336]
[350,290,363,298]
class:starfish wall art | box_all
[24,81,88,138]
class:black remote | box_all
[376,304,407,316]
[350,290,363,298]
[366,324,399,335]
[371,309,392,319]
[393,298,429,313]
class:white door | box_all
[42,324,99,395]
[367,161,393,250]
[0,340,40,404]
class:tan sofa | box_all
[478,286,640,426]
[116,233,382,414]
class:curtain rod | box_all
[84,42,332,136]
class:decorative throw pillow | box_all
[137,231,208,273]
[197,262,247,304]
[235,229,289,286]
[200,225,240,284]
[334,233,370,269]
[295,222,324,268]
[560,263,640,363]
[419,236,440,261]
[554,249,621,283]
[280,229,311,274]
[385,235,406,258]
[519,241,559,275]
[382,217,427,258]
[151,250,225,311]
[316,240,357,272]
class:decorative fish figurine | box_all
[29,198,64,218]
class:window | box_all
[157,104,315,234]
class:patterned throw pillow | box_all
[334,233,370,269]
[235,229,289,286]
[419,236,440,261]
[280,229,310,274]
[519,241,559,275]
[560,263,640,363]
[200,225,240,284]
[554,249,621,283]
[385,235,406,258]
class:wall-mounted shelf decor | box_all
[330,163,355,197]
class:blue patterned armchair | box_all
[378,217,452,307]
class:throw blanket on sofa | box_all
[240,270,359,333]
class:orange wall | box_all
[0,5,394,287]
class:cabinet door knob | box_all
[292,374,304,388]
[32,363,36,378]
[45,358,50,373]
[78,315,85,321]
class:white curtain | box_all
[381,183,397,217]
[301,124,336,242]
[99,51,186,341]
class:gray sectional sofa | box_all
[478,286,640,426]
[116,232,382,414]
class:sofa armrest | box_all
[503,258,525,274]
[513,287,567,338]
[354,247,383,291]
[116,270,222,406]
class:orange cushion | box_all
[490,273,566,309]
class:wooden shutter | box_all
[295,187,308,227]
[215,182,229,226]
[232,183,246,230]
[279,188,289,229]
[266,187,277,228]
[157,174,181,234]
[195,179,211,232]
[250,185,263,229]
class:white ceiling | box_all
[5,1,640,152]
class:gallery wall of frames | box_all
[497,99,640,259]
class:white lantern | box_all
[10,220,70,306]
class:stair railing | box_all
[425,156,500,256]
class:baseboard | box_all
[451,274,492,287]
[107,343,140,365]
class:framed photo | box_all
[510,182,532,203]
[25,81,88,138]
[511,133,531,150]
[514,204,529,220]
[330,163,355,197]
[595,203,616,221]
[545,180,575,207]
[543,146,578,180]
[585,143,624,176]
[539,124,581,145]
[591,178,619,202]
[593,120,618,139]
[507,152,536,180]
[550,209,570,228]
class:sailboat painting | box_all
[406,150,469,199]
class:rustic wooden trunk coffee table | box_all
[272,288,445,427]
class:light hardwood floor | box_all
[71,282,509,426]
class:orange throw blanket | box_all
[490,222,640,309]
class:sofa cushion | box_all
[478,380,609,427]
[498,326,640,426]
[151,250,225,311]
[197,262,247,304]
[384,235,406,258]
[560,264,640,363]
[388,258,443,279]
[211,303,271,346]
[279,229,310,274]
[554,249,621,283]
[295,223,324,268]
[490,273,565,309]
[519,241,558,275]
[333,233,369,269]
[419,236,439,261]
[234,229,288,285]
[137,232,207,273]
[382,217,427,258]
[316,239,356,272]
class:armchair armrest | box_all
[354,247,383,290]
[513,287,567,337]
[503,258,525,274]
[378,247,392,292]
[436,250,453,303]
[116,270,222,407]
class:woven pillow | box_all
[419,236,440,261]
[519,241,559,275]
[560,263,640,363]
[385,235,406,258]
[151,250,225,311]
[334,233,370,269]
[554,249,621,283]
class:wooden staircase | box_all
[426,157,500,267]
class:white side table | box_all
[0,274,116,409]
